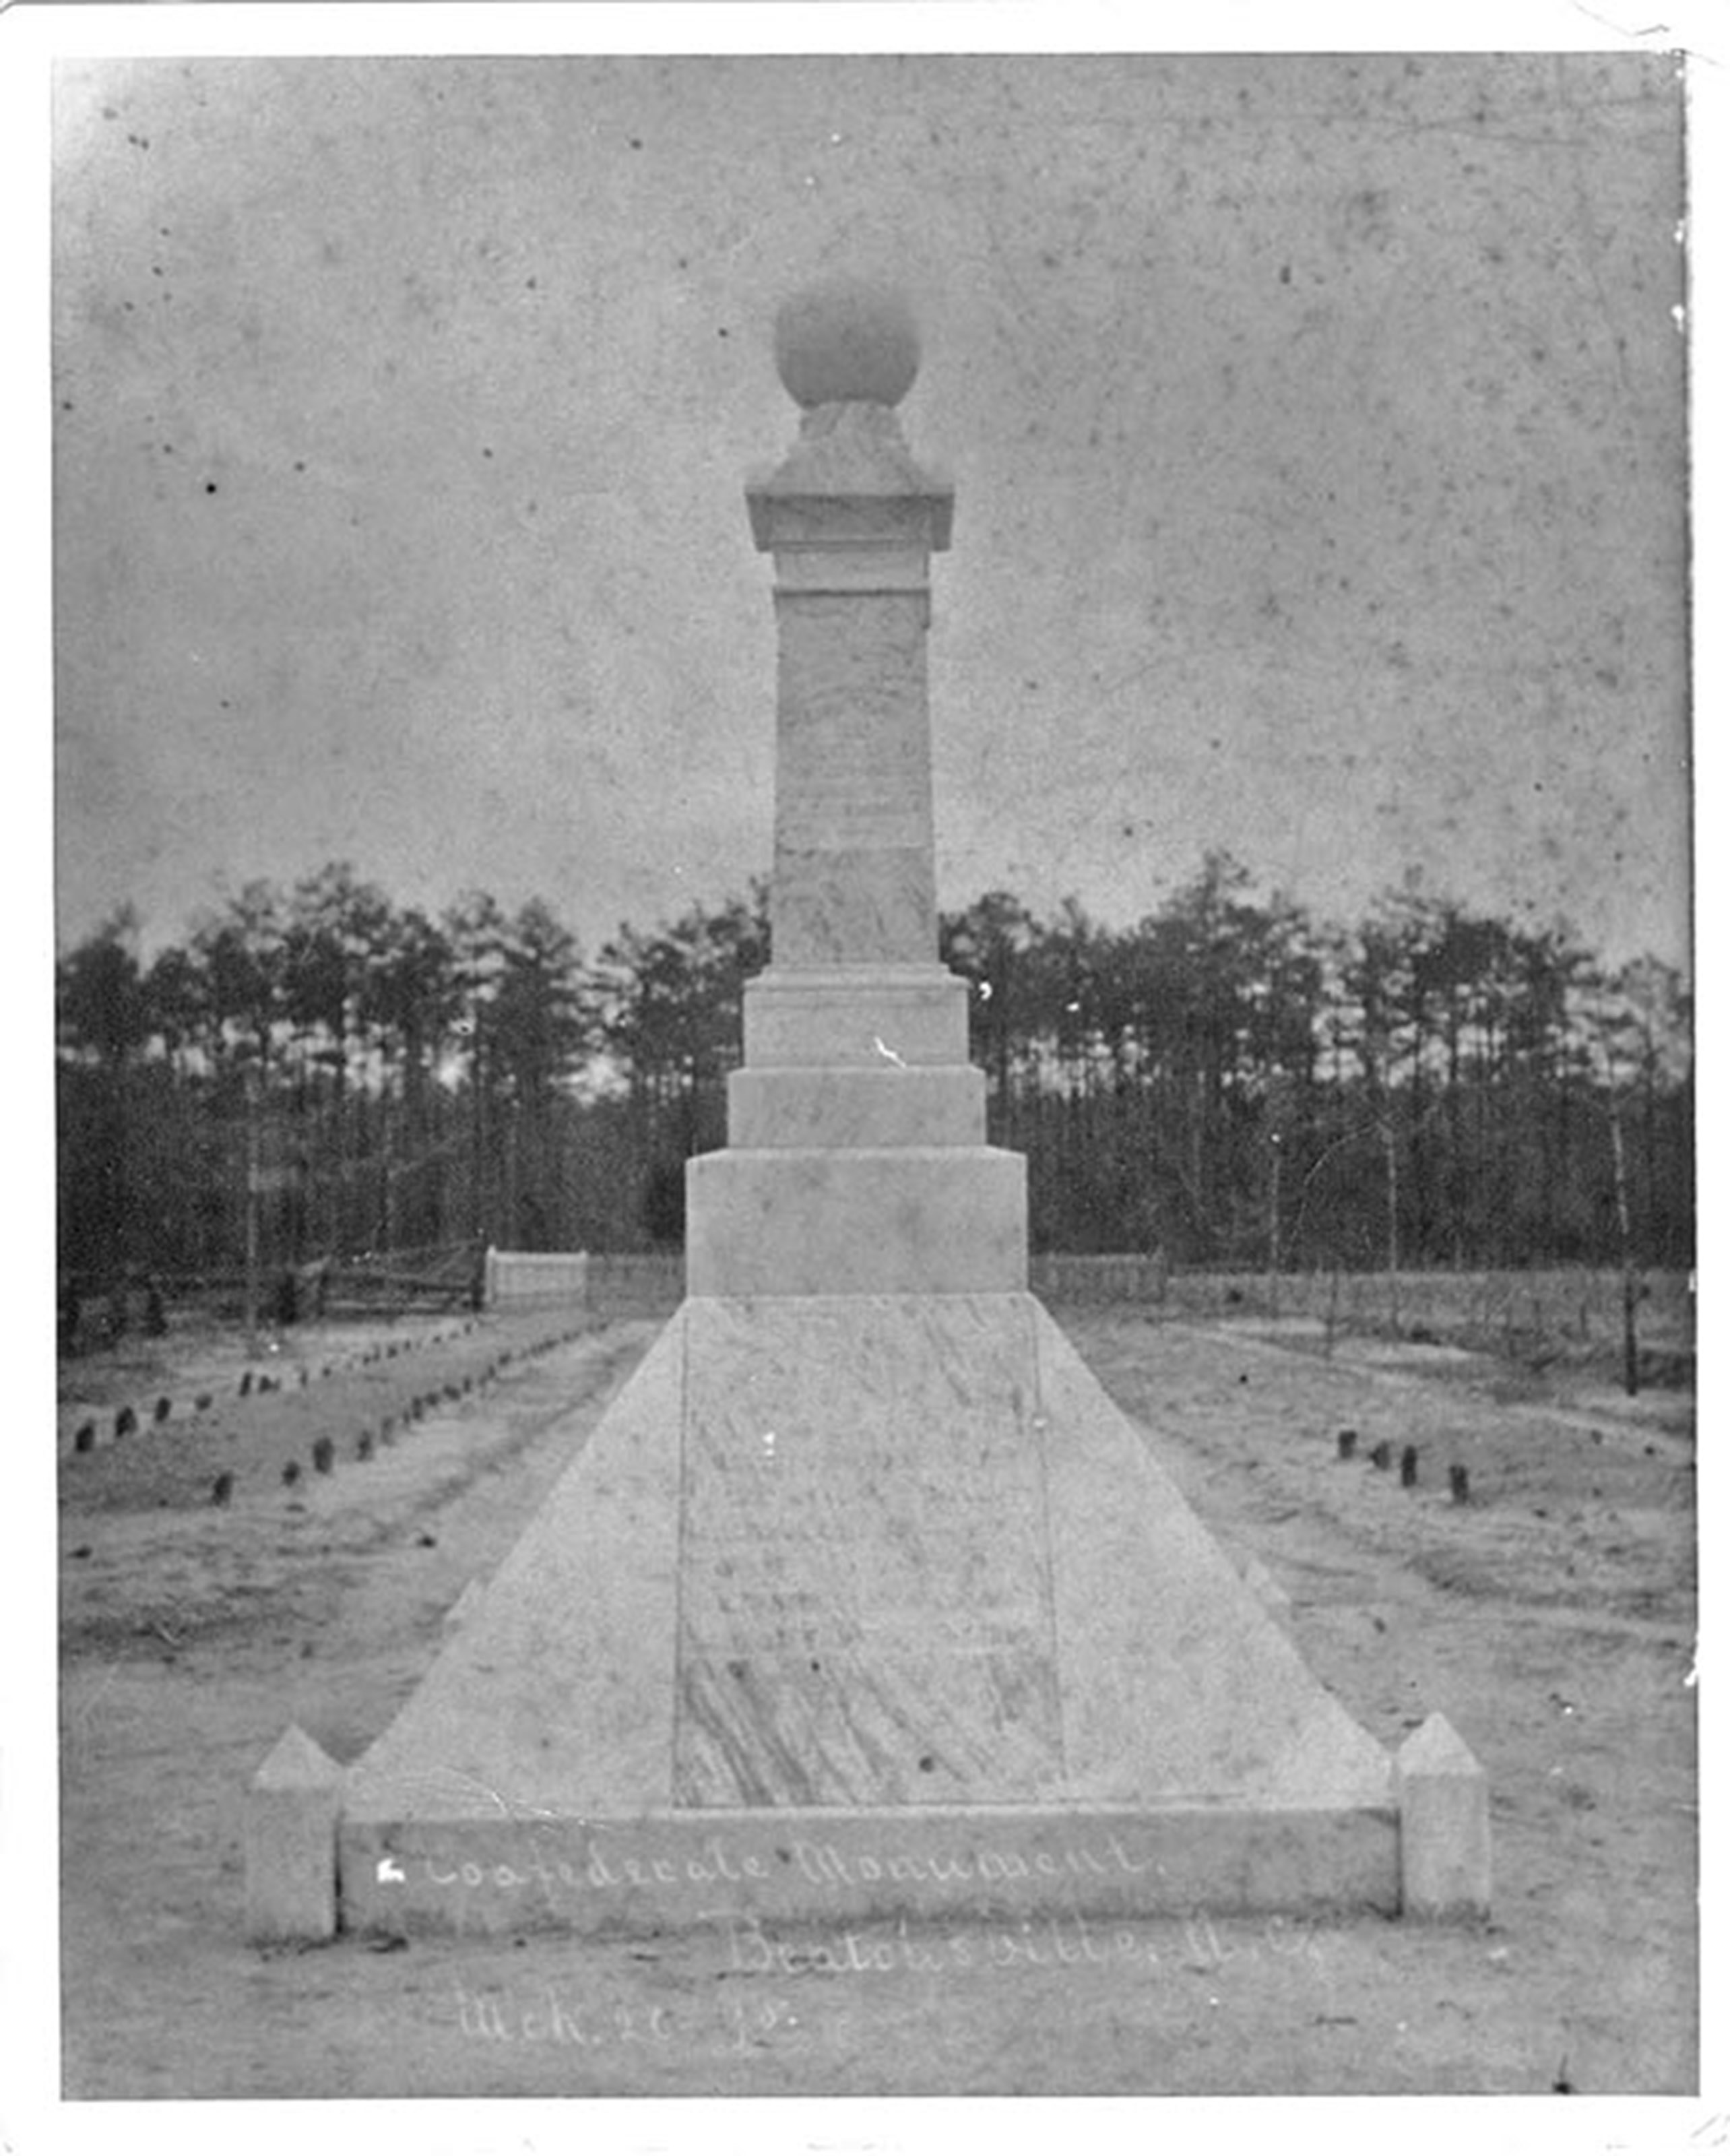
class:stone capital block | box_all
[746,402,953,558]
[1397,1712,1492,1921]
[245,1724,343,1943]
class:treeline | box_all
[55,853,1692,1287]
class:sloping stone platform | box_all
[336,1293,1404,1936]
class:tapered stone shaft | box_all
[684,282,1027,1294]
[751,400,949,970]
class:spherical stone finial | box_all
[773,279,921,408]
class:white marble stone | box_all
[342,1297,1393,1825]
[245,1724,342,1942]
[1397,1713,1492,1920]
[341,1803,1399,1938]
[684,1149,1028,1296]
[673,1296,1062,1806]
[1031,1310,1391,1810]
[746,402,952,542]
[443,1577,488,1631]
[344,1320,687,1822]
[742,967,971,1069]
[1240,1554,1293,1617]
[338,1293,1401,1936]
[727,1064,986,1150]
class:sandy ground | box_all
[50,1298,1698,2105]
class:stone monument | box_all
[250,280,1488,1940]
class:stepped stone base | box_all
[727,1063,986,1149]
[685,1150,1027,1294]
[330,1294,1433,1938]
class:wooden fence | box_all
[65,1247,1693,1380]
[463,1250,1699,1350]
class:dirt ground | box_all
[47,1294,1700,2107]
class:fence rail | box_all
[478,1250,1694,1337]
[1031,1255,1170,1304]
[1030,1255,1692,1327]
[477,1250,684,1315]
[63,1247,1694,1376]
[583,1253,685,1314]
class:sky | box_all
[41,28,1697,980]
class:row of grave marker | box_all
[202,1325,591,1506]
[1336,1426,1471,1504]
[67,1319,589,1509]
[67,1318,486,1454]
